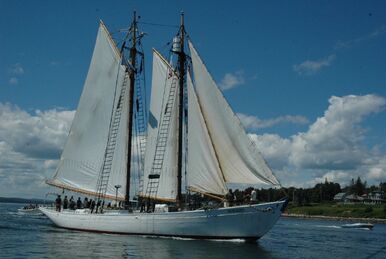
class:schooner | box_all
[40,12,288,241]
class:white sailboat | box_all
[40,12,288,241]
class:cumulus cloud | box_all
[362,156,386,182]
[248,94,386,187]
[0,103,74,159]
[306,170,351,187]
[1,93,386,196]
[219,70,245,90]
[249,134,292,170]
[290,95,386,170]
[0,103,74,198]
[238,113,309,129]
[293,54,335,75]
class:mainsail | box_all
[188,41,280,189]
[141,50,179,201]
[47,21,129,200]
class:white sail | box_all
[47,21,129,199]
[141,50,179,201]
[187,72,227,195]
[188,41,280,186]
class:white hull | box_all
[18,207,42,215]
[40,200,287,240]
[341,223,374,229]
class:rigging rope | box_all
[138,21,179,28]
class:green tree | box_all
[380,182,386,192]
[355,177,366,195]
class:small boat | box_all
[341,223,374,229]
[18,205,42,215]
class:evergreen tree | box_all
[355,177,366,196]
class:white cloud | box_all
[362,156,386,181]
[8,63,24,85]
[0,103,74,198]
[335,25,386,50]
[293,54,335,75]
[369,25,386,38]
[290,95,386,170]
[0,103,74,159]
[10,63,24,75]
[1,93,386,196]
[249,133,291,170]
[219,70,245,90]
[238,113,309,129]
[50,61,60,66]
[248,94,386,187]
[306,171,351,187]
[9,77,18,85]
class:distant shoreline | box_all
[282,213,386,224]
[0,197,50,204]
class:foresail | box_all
[188,41,280,186]
[141,50,179,201]
[47,21,128,199]
[187,72,228,195]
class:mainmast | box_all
[176,12,186,208]
[125,11,138,209]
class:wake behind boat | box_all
[341,223,374,230]
[40,12,287,241]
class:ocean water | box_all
[1,202,386,259]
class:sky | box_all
[1,0,386,198]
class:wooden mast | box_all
[176,12,186,208]
[125,11,137,209]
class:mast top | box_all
[180,11,184,27]
[133,10,137,23]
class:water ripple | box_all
[1,203,386,258]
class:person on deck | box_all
[83,197,89,208]
[226,189,234,207]
[69,196,76,210]
[55,195,62,212]
[90,199,96,213]
[96,200,101,213]
[76,197,82,209]
[63,195,68,210]
[250,188,257,204]
[234,189,243,205]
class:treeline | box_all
[0,197,50,204]
[254,178,386,206]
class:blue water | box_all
[1,203,386,258]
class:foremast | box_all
[125,11,138,209]
[122,11,147,209]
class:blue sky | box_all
[1,1,386,198]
